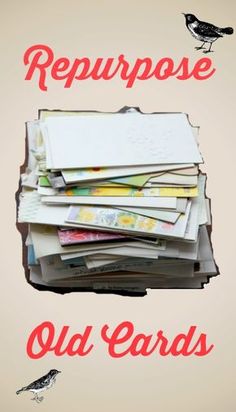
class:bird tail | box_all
[221,27,234,35]
[16,387,26,395]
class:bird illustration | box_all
[183,13,234,53]
[16,369,61,403]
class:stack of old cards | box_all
[17,108,218,295]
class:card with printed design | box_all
[66,202,191,239]
[57,185,198,197]
[57,228,127,246]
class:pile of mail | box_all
[16,108,218,296]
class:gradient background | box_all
[1,0,236,410]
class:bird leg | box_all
[31,393,44,403]
[203,43,214,53]
[195,42,206,50]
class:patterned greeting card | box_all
[66,203,191,239]
[58,228,127,246]
[58,186,198,197]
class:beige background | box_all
[1,0,236,410]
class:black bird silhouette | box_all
[16,369,61,403]
[183,13,234,53]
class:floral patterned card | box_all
[66,203,191,239]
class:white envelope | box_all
[43,113,203,169]
[41,195,177,209]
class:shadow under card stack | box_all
[16,107,218,296]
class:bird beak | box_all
[57,371,61,373]
[182,13,186,16]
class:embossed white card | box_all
[43,113,203,169]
